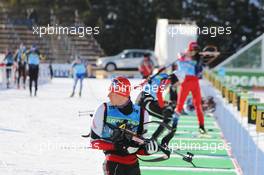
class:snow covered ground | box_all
[0,78,142,175]
[1,78,263,175]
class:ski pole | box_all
[79,110,94,114]
[78,111,94,117]
[173,151,196,167]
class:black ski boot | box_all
[199,125,207,134]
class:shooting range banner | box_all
[223,71,264,89]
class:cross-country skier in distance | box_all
[175,41,207,134]
[70,56,86,97]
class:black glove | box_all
[110,128,125,142]
[113,140,128,151]
[168,74,179,84]
[162,105,174,118]
[111,129,138,151]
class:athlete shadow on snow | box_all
[0,128,23,133]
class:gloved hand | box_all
[126,146,139,154]
[145,139,159,155]
[111,129,140,153]
[162,105,174,118]
[113,139,140,154]
[111,128,129,150]
[111,128,126,142]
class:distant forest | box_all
[5,0,264,66]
